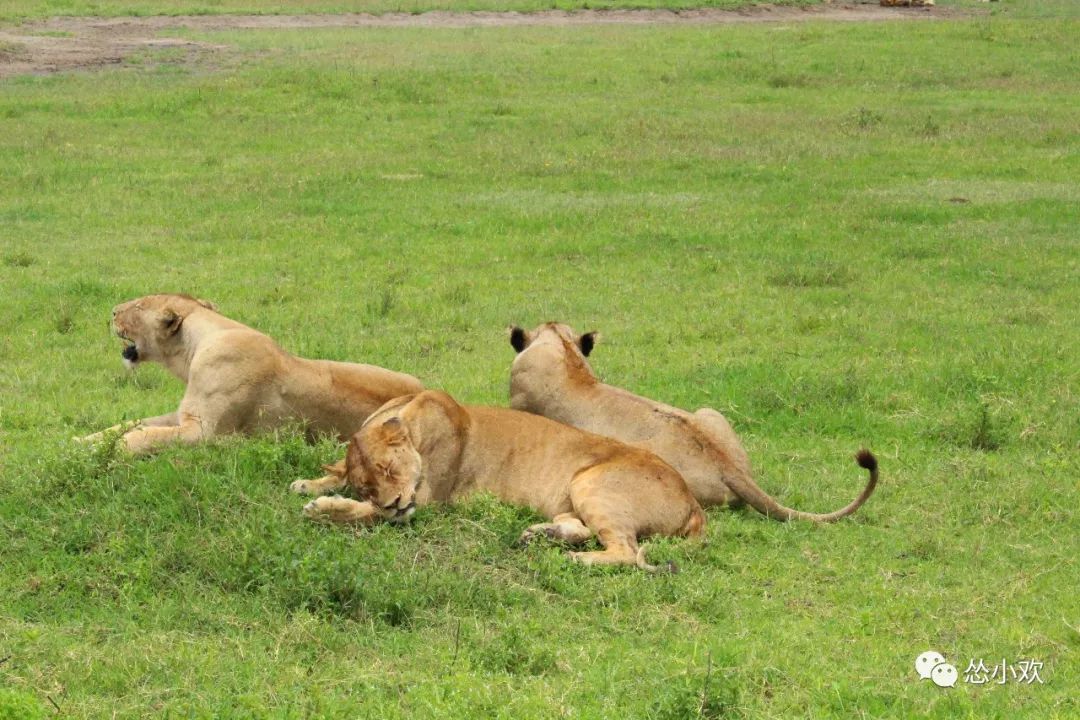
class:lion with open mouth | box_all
[77,293,424,454]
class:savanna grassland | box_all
[1,0,1078,717]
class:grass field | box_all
[1,1,1078,717]
[4,0,1079,23]
[3,0,1078,24]
[3,0,1077,23]
[0,0,829,23]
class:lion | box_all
[292,390,704,571]
[507,323,878,522]
[77,294,424,454]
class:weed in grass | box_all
[367,283,399,320]
[768,261,851,288]
[932,402,1011,452]
[0,688,47,720]
[768,73,811,89]
[919,113,942,138]
[888,240,939,261]
[46,434,133,496]
[842,106,883,133]
[471,624,556,676]
[650,655,742,720]
[442,283,472,307]
[0,41,25,60]
[965,403,1008,452]
[54,306,75,334]
[67,278,114,300]
[2,252,35,267]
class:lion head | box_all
[111,294,217,368]
[345,415,423,523]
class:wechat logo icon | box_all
[915,651,958,688]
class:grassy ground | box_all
[3,0,1079,24]
[1,3,1078,718]
[0,0,827,23]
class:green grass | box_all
[2,0,1079,24]
[0,0,829,23]
[1,5,1078,718]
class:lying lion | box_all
[78,294,424,454]
[293,390,704,570]
[508,323,878,521]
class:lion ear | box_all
[381,417,409,446]
[509,325,529,353]
[161,310,183,335]
[578,331,599,357]
[197,298,218,311]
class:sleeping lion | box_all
[293,390,705,571]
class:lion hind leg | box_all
[568,500,649,570]
[569,530,654,571]
[568,465,688,572]
[520,513,594,546]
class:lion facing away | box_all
[508,322,878,522]
[293,390,704,571]
[78,294,424,454]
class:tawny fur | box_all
[78,294,424,454]
[507,323,878,522]
[294,390,704,570]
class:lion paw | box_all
[302,497,330,520]
[519,525,557,545]
[290,479,311,495]
[74,421,140,447]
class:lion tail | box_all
[725,449,879,523]
[635,546,679,574]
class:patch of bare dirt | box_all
[0,3,950,78]
[0,32,219,76]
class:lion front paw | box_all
[518,525,557,546]
[303,497,332,520]
[290,479,311,495]
[302,496,378,525]
[75,421,140,447]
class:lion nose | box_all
[385,491,416,512]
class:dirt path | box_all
[0,3,947,77]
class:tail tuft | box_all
[855,449,877,472]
